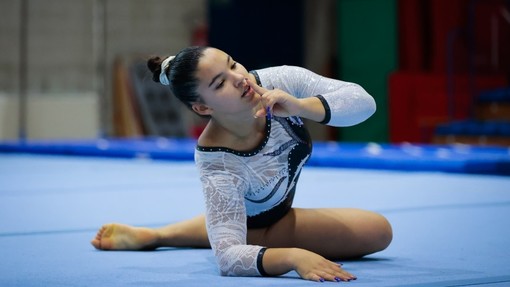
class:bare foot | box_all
[91,223,159,251]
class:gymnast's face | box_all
[193,48,260,117]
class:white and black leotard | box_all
[194,66,376,277]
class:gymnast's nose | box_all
[232,72,246,88]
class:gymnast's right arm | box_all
[196,151,264,276]
[195,153,346,281]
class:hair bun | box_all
[147,56,163,83]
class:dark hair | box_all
[147,46,208,115]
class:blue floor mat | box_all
[1,154,510,286]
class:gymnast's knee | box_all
[373,214,393,252]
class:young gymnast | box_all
[91,46,392,283]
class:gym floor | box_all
[1,148,509,286]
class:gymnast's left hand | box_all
[247,79,302,118]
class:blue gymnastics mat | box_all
[0,153,509,286]
[0,138,509,175]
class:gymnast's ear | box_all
[192,102,213,116]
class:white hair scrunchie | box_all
[159,55,175,86]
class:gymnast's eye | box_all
[231,62,237,69]
[216,80,225,89]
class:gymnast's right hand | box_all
[263,248,356,282]
[291,248,356,282]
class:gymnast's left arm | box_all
[251,66,376,127]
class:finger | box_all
[253,108,265,118]
[308,274,325,283]
[246,79,267,95]
[322,273,352,282]
[325,263,356,281]
[316,271,344,283]
[254,106,272,119]
[333,269,357,281]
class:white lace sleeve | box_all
[255,66,376,127]
[196,151,265,276]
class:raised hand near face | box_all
[247,79,303,119]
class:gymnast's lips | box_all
[241,85,253,98]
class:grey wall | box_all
[0,0,206,139]
[1,0,206,94]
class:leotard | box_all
[194,66,376,276]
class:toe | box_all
[91,238,101,249]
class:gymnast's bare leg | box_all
[91,215,209,250]
[91,208,392,259]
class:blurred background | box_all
[1,0,509,145]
